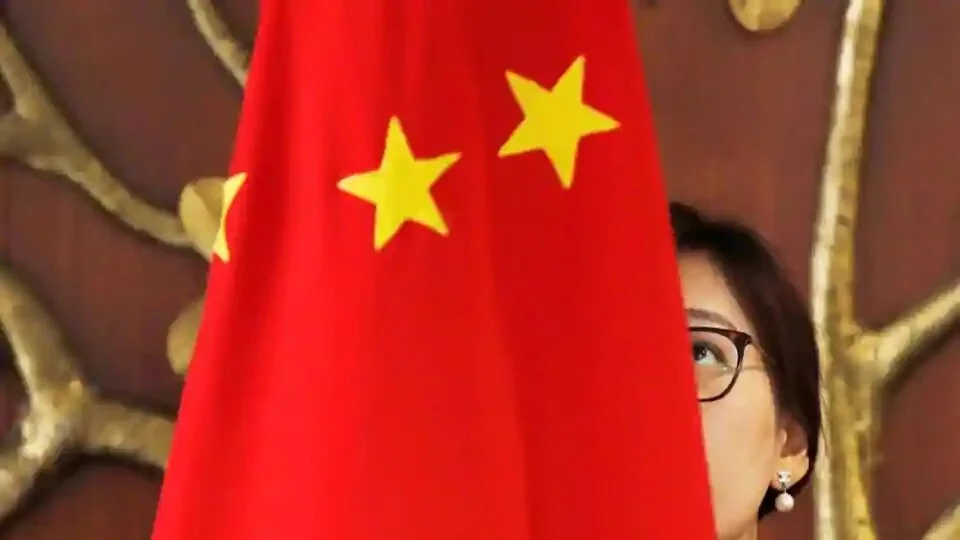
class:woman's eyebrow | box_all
[685,307,738,329]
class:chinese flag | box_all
[152,0,714,539]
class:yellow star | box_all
[338,117,461,250]
[212,172,247,262]
[498,55,620,189]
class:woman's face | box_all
[678,252,805,540]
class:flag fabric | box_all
[151,0,715,538]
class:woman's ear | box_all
[770,415,810,489]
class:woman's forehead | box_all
[677,253,755,334]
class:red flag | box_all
[152,0,715,539]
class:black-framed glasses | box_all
[689,326,759,402]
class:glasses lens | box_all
[689,329,741,400]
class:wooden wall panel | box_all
[0,1,953,539]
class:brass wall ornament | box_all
[728,0,804,32]
[0,264,173,516]
[187,0,250,85]
[734,1,960,537]
[0,2,248,523]
[0,24,189,248]
[926,505,960,540]
[167,177,227,375]
[807,1,960,539]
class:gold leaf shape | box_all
[187,0,250,85]
[0,263,173,518]
[728,0,803,32]
[0,22,189,247]
[166,299,204,376]
[179,177,226,260]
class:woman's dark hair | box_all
[669,202,821,519]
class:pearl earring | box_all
[774,470,795,512]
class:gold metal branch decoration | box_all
[0,23,189,248]
[732,1,960,538]
[0,264,173,518]
[0,0,245,523]
[925,505,960,540]
[807,1,960,539]
[187,0,250,85]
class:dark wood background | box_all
[0,1,955,538]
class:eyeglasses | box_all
[689,326,761,402]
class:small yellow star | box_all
[498,55,620,189]
[338,117,461,250]
[212,172,247,262]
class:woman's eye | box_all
[692,343,722,365]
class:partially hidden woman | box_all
[671,203,821,540]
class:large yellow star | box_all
[337,117,461,250]
[498,55,620,189]
[212,172,247,262]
